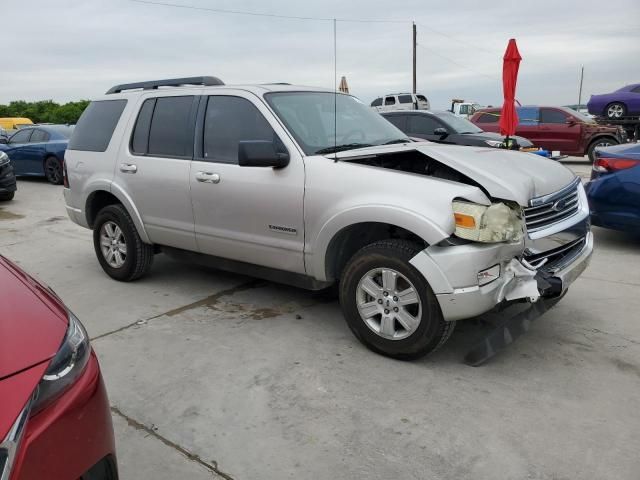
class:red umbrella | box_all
[499,39,522,144]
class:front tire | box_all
[339,240,454,360]
[605,102,626,119]
[587,137,618,162]
[93,204,154,281]
[0,191,14,201]
[44,156,63,185]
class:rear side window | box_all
[68,100,127,152]
[148,96,195,158]
[540,109,569,124]
[30,130,50,143]
[398,95,413,104]
[476,112,498,123]
[384,96,396,106]
[203,96,279,164]
[371,98,382,107]
[131,99,155,154]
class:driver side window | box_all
[203,96,283,164]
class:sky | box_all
[1,0,639,109]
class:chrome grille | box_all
[524,179,581,233]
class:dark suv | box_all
[471,106,623,160]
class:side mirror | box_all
[434,127,448,138]
[238,140,289,168]
[0,138,7,144]
[566,119,577,126]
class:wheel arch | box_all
[85,186,151,243]
[314,209,450,283]
[586,134,619,155]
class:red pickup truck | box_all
[470,106,623,160]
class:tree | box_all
[0,100,90,124]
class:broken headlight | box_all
[452,200,523,243]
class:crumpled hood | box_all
[336,143,576,206]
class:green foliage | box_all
[0,100,90,124]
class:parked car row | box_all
[470,106,622,160]
[0,125,73,185]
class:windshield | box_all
[433,111,483,134]
[265,92,409,155]
[561,107,595,124]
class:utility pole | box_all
[412,22,417,94]
[577,65,584,107]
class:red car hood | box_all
[0,256,67,379]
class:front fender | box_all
[307,205,451,281]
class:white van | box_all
[371,93,430,112]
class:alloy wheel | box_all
[356,267,422,340]
[99,221,127,268]
[607,104,624,118]
[45,158,62,184]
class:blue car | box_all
[0,125,74,184]
[585,143,640,233]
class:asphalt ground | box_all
[1,158,639,479]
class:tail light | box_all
[593,157,640,173]
[62,158,69,188]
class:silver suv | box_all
[63,76,593,362]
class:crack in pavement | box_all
[111,406,235,480]
[581,275,640,288]
[91,280,263,341]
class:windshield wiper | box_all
[315,143,373,155]
[381,138,410,145]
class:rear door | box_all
[25,129,50,174]
[397,94,415,111]
[114,93,200,250]
[538,108,580,154]
[189,91,306,274]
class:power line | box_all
[416,43,500,82]
[414,22,500,57]
[131,0,409,23]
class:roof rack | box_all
[106,76,224,94]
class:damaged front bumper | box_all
[410,231,593,322]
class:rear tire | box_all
[93,204,154,281]
[339,239,454,360]
[587,137,618,162]
[44,156,63,185]
[605,102,626,119]
[0,191,14,201]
